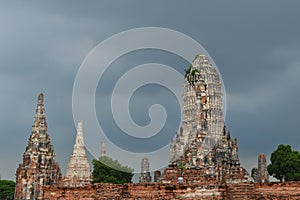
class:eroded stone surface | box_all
[170,54,224,163]
[42,182,300,200]
[168,54,250,184]
[14,93,62,200]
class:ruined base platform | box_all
[42,181,300,200]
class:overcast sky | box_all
[0,1,300,181]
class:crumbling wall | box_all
[254,182,300,200]
[42,182,300,200]
[43,183,225,200]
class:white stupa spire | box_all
[64,120,91,187]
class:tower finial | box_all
[34,93,46,127]
[75,120,84,147]
[77,120,83,132]
[38,93,44,105]
[100,140,106,157]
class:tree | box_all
[92,156,134,184]
[0,180,15,200]
[267,144,300,182]
[283,151,300,181]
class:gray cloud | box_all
[0,1,300,180]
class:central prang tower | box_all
[170,54,224,163]
[165,54,249,183]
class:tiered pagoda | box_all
[14,93,62,200]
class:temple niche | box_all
[14,93,62,200]
[62,121,92,187]
[165,54,251,183]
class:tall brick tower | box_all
[14,93,62,200]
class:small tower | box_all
[258,153,269,183]
[63,121,91,187]
[100,140,106,157]
[139,158,152,183]
[251,153,269,183]
[14,93,62,200]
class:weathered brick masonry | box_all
[42,182,300,200]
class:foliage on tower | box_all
[184,65,200,86]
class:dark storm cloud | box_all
[0,1,300,180]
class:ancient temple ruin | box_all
[258,154,269,183]
[170,54,224,164]
[14,93,62,200]
[14,56,300,199]
[62,121,91,187]
[165,54,250,183]
[252,153,269,183]
[251,168,259,182]
[139,158,152,183]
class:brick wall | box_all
[254,182,300,200]
[42,181,300,200]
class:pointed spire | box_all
[38,93,44,105]
[64,120,91,187]
[100,140,106,157]
[70,120,87,156]
[75,120,84,147]
[34,93,47,128]
[15,93,61,199]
